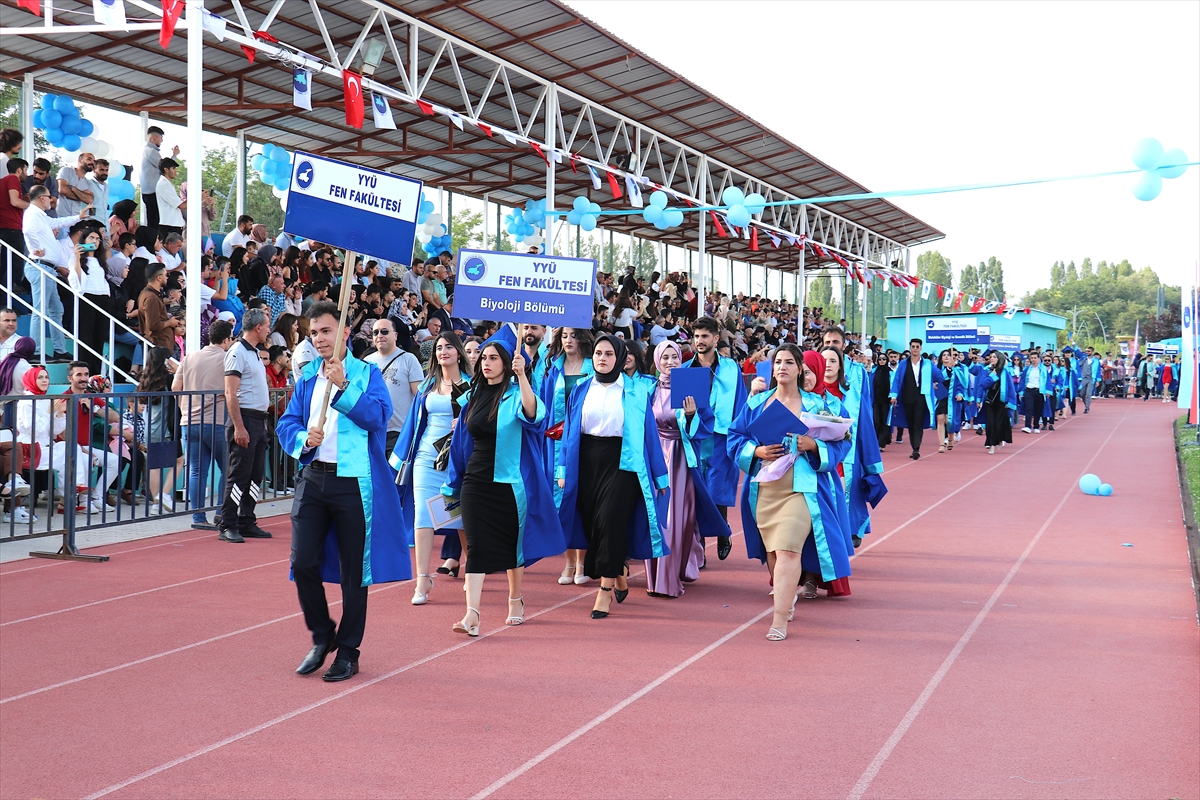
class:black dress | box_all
[983,380,1013,447]
[872,367,893,447]
[460,381,521,574]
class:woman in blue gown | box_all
[390,331,471,607]
[557,334,669,619]
[979,351,1017,454]
[728,346,851,641]
[442,330,564,634]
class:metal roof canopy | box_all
[1,0,943,275]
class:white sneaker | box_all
[1033,428,1040,434]
[3,507,31,523]
[1022,427,1032,433]
[9,474,30,495]
[159,493,176,512]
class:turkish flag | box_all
[343,70,364,129]
[937,285,945,299]
[17,0,40,15]
[606,169,623,199]
[750,226,759,251]
[160,0,183,48]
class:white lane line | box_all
[0,581,407,705]
[854,416,1073,559]
[0,559,290,627]
[470,605,774,800]
[845,405,1127,800]
[0,532,215,575]
[81,585,606,800]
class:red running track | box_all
[1,399,1197,799]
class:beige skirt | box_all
[755,466,814,554]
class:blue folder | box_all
[755,359,772,382]
[747,398,809,446]
[670,367,712,409]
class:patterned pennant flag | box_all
[768,232,781,249]
[921,280,932,300]
[1004,307,1018,319]
[371,93,396,130]
[446,111,465,131]
[982,300,999,313]
[415,99,434,116]
[810,242,827,260]
[942,288,954,308]
[624,176,643,208]
[709,212,727,237]
[476,121,492,137]
[995,303,1008,315]
[830,251,849,268]
[750,227,759,251]
[342,69,364,129]
[587,165,602,191]
[93,0,126,27]
[201,8,226,39]
[16,0,40,16]
[292,68,312,111]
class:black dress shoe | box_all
[614,587,629,604]
[241,525,273,538]
[910,451,920,460]
[296,643,333,675]
[322,658,359,682]
[218,528,244,543]
[852,535,862,549]
[716,536,732,560]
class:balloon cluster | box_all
[33,94,113,157]
[252,143,293,192]
[567,196,602,231]
[1078,473,1113,497]
[417,197,452,257]
[721,186,766,227]
[106,166,136,209]
[1131,138,1189,201]
[504,198,547,251]
[641,191,685,230]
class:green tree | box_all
[978,256,1005,299]
[959,263,980,295]
[1050,260,1065,289]
[0,81,64,173]
[177,146,284,236]
[808,274,834,311]
[917,250,954,288]
[1064,260,1078,283]
[1079,257,1093,278]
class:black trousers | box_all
[902,402,924,453]
[1023,388,1043,429]
[144,193,159,228]
[221,411,268,532]
[77,293,111,377]
[291,467,368,662]
[579,435,638,579]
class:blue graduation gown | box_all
[977,368,1018,410]
[839,360,885,539]
[661,397,732,542]
[441,382,566,565]
[949,364,973,432]
[888,356,936,430]
[557,375,670,558]
[681,355,748,506]
[277,354,412,586]
[537,353,594,507]
[727,388,853,582]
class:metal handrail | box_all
[1,237,157,384]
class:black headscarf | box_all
[112,199,138,228]
[593,333,627,384]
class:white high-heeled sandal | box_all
[411,574,433,606]
[558,566,574,585]
[506,596,525,625]
[453,607,480,637]
[573,564,590,585]
[766,627,788,641]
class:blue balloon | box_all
[271,147,289,162]
[262,159,278,177]
[275,176,289,191]
[250,154,267,171]
[649,190,668,209]
[573,196,590,212]
[1099,483,1113,497]
[1131,137,1164,171]
[664,209,684,227]
[1132,171,1162,202]
[44,127,64,145]
[727,204,751,227]
[60,116,82,135]
[588,202,601,214]
[643,205,663,224]
[61,134,81,152]
[31,110,44,128]
[580,214,597,232]
[79,119,94,137]
[421,200,435,215]
[1157,148,1189,180]
[743,192,766,214]
[41,94,58,112]
[1078,473,1101,495]
[260,173,274,186]
[654,218,670,231]
[53,95,75,114]
[262,143,276,159]
[40,109,62,130]
[567,210,583,225]
[722,186,745,207]
[506,222,518,234]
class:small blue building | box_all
[885,309,1067,354]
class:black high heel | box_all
[591,587,613,619]
[614,565,629,604]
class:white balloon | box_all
[426,213,442,227]
[278,193,287,211]
[93,141,110,159]
[271,186,287,199]
[418,233,432,244]
[79,136,99,153]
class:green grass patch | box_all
[1175,416,1200,506]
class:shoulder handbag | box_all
[433,381,471,470]
[19,442,41,472]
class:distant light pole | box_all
[1094,311,1107,342]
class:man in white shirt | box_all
[364,319,423,455]
[21,186,88,360]
[0,307,18,361]
[56,152,95,218]
[155,158,186,236]
[140,126,177,228]
[158,232,184,271]
[222,214,254,257]
[90,159,109,233]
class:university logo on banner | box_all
[293,68,312,110]
[371,93,396,130]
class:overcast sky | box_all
[566,0,1200,296]
[71,1,1198,298]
